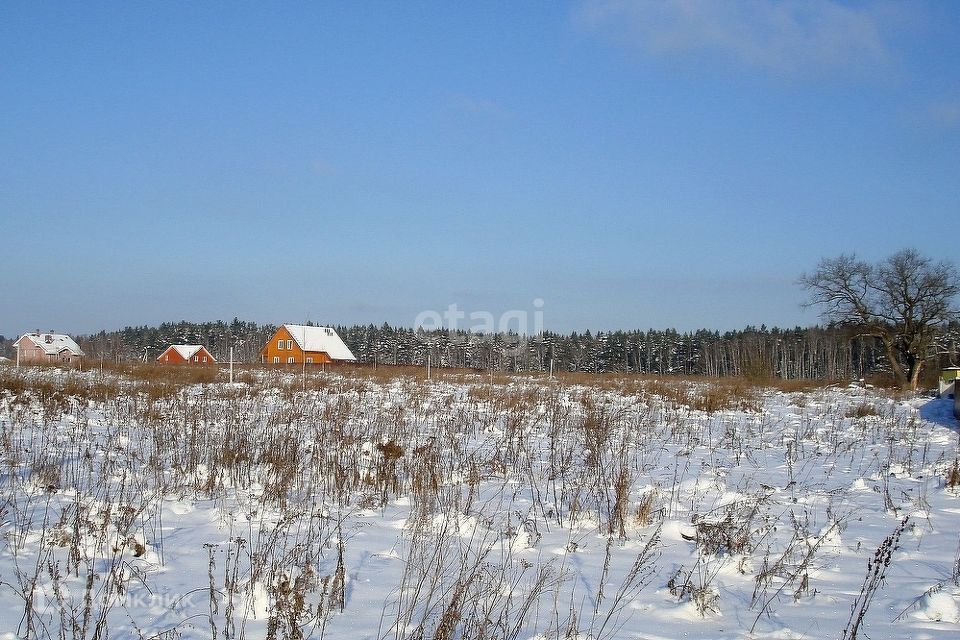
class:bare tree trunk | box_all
[908,357,923,391]
[879,334,909,389]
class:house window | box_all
[203,356,207,363]
[306,357,313,364]
[278,339,284,350]
[286,340,293,350]
[273,356,280,364]
[287,356,295,364]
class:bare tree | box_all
[799,249,959,389]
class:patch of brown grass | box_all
[947,460,960,489]
[845,402,881,419]
[121,363,220,385]
[689,381,760,413]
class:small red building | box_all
[157,345,217,365]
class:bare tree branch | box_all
[799,249,959,389]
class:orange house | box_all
[260,324,356,365]
[157,345,217,365]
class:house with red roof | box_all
[156,344,217,365]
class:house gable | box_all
[262,326,313,364]
[15,332,84,364]
[157,345,217,365]
[260,325,348,365]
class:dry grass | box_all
[846,403,882,419]
[0,359,916,638]
[946,460,960,489]
[104,362,220,385]
[633,378,761,413]
[691,380,761,413]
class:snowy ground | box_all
[1,365,959,639]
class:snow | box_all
[13,332,84,356]
[284,324,357,361]
[1,367,959,639]
[169,344,204,360]
[921,591,960,622]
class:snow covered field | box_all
[1,365,959,639]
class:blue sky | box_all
[2,1,958,337]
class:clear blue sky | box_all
[2,1,958,337]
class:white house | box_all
[14,331,85,365]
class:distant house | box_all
[260,324,356,365]
[14,331,85,365]
[157,345,217,365]
[941,368,960,420]
[940,367,960,399]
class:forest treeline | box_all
[4,318,957,384]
